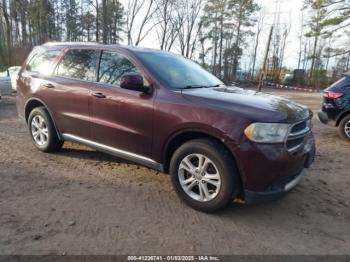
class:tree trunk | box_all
[212,39,218,75]
[231,21,241,81]
[251,26,261,80]
[212,12,218,75]
[160,0,169,50]
[3,0,12,66]
[310,34,318,78]
[218,14,224,77]
[102,0,107,43]
[135,0,154,46]
[232,4,243,81]
[95,0,99,42]
[309,8,321,79]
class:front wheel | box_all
[339,115,350,142]
[170,139,240,213]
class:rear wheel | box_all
[170,139,239,213]
[339,115,350,141]
[28,107,63,152]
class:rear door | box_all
[41,49,100,139]
[90,50,154,158]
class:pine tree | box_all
[304,0,328,78]
[229,0,259,81]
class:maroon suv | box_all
[17,42,316,212]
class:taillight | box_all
[324,91,344,99]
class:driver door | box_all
[89,51,154,158]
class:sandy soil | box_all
[0,89,349,255]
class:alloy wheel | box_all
[178,153,221,202]
[345,120,350,138]
[31,115,49,146]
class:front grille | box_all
[286,118,312,154]
[291,121,307,134]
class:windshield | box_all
[135,51,223,89]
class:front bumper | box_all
[238,133,316,204]
[244,169,307,204]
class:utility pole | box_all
[257,0,288,92]
[258,25,273,92]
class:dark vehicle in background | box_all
[318,73,350,141]
[17,42,315,212]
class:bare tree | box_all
[230,0,259,81]
[154,0,177,50]
[126,0,156,46]
[102,0,107,43]
[297,10,304,69]
[95,0,99,41]
[2,0,11,65]
[278,24,291,75]
[251,13,264,79]
[198,22,212,66]
[175,0,203,58]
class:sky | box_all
[118,0,326,70]
[255,0,304,69]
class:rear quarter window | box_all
[26,50,61,75]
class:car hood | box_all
[181,86,310,123]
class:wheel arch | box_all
[24,98,62,140]
[336,110,350,126]
[162,129,244,198]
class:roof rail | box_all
[42,41,101,46]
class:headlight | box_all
[244,123,291,143]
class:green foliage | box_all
[0,41,8,70]
[201,0,259,80]
[103,0,125,43]
[321,0,350,30]
[64,0,79,41]
[28,0,57,43]
[304,0,350,86]
[0,0,126,67]
[307,69,329,88]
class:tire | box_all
[170,138,240,213]
[28,107,63,152]
[339,114,350,142]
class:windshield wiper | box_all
[207,84,222,88]
[181,84,222,90]
[182,85,206,89]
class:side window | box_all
[98,51,141,86]
[56,49,100,81]
[26,50,60,75]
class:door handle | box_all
[42,83,55,88]
[92,92,106,98]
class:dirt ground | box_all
[0,88,349,255]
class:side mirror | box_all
[120,72,151,93]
